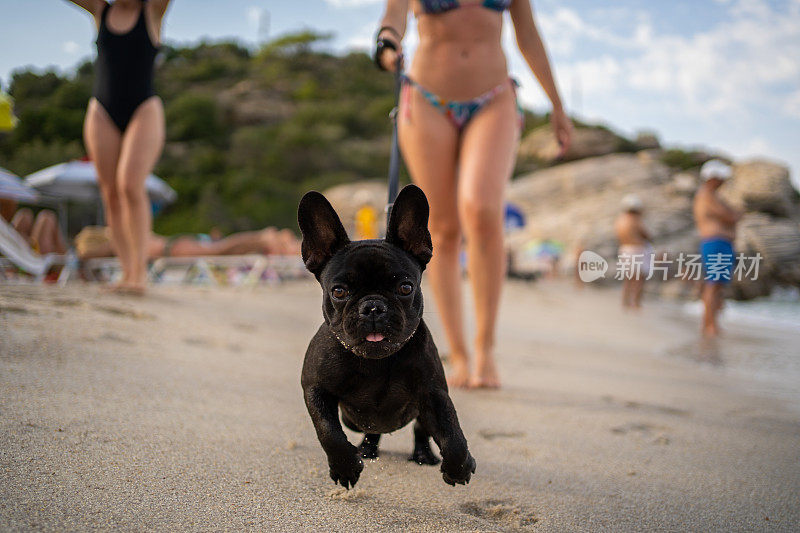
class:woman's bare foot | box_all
[101,282,124,293]
[112,273,146,296]
[702,324,719,338]
[469,351,500,389]
[446,354,471,389]
[101,276,130,293]
[114,282,146,296]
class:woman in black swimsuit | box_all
[67,0,172,294]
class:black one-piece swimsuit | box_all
[92,2,159,132]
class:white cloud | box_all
[531,1,800,119]
[557,56,621,95]
[62,41,80,55]
[346,21,377,50]
[246,6,262,29]
[785,90,800,119]
[631,2,798,117]
[507,0,800,182]
[742,137,772,155]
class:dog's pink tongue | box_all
[366,333,385,342]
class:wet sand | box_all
[1,281,798,531]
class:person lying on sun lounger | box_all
[75,226,300,260]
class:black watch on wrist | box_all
[374,37,397,71]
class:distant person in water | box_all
[615,194,652,309]
[1,201,67,255]
[76,226,300,260]
[67,0,173,295]
[693,160,741,338]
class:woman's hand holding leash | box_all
[550,105,573,158]
[375,26,404,72]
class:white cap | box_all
[700,159,733,181]
[621,194,643,212]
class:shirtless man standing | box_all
[615,194,652,308]
[693,160,741,337]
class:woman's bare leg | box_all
[457,84,520,389]
[84,99,126,281]
[398,87,471,387]
[215,228,292,255]
[31,210,67,254]
[170,231,271,257]
[11,208,34,240]
[116,97,165,291]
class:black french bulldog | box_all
[298,184,476,489]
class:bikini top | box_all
[419,0,512,15]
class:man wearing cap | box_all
[693,159,742,337]
[615,194,653,308]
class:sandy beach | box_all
[1,280,798,532]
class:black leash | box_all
[385,54,404,228]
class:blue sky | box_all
[1,0,799,186]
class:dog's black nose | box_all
[359,299,387,318]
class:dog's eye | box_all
[398,283,413,296]
[331,286,349,299]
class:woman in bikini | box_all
[376,0,572,388]
[67,0,172,295]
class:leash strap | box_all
[385,54,403,228]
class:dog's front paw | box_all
[441,452,476,486]
[328,448,364,489]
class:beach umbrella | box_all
[504,202,526,232]
[25,159,177,206]
[0,167,39,203]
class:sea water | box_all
[679,290,800,409]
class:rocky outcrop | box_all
[634,131,660,150]
[734,213,800,298]
[322,156,799,300]
[721,160,800,218]
[518,124,629,163]
[507,153,684,259]
[507,154,799,298]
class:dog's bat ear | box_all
[298,191,350,278]
[386,184,433,270]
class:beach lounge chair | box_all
[0,216,74,284]
[78,254,306,287]
[80,256,122,283]
[148,254,307,286]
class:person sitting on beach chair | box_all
[0,207,70,282]
[1,199,68,256]
[9,207,68,256]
